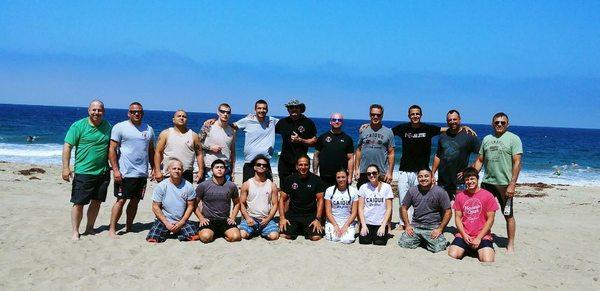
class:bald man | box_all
[62,99,112,240]
[154,110,204,184]
[313,113,355,188]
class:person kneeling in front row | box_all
[358,164,393,246]
[398,167,451,252]
[324,169,358,244]
[146,159,199,243]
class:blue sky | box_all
[1,1,599,128]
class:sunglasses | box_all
[129,110,143,114]
[494,121,507,125]
[330,118,343,123]
[219,109,231,114]
[370,113,382,118]
[255,163,269,168]
[367,171,379,176]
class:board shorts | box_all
[238,217,279,238]
[114,177,147,200]
[281,216,323,240]
[481,183,512,217]
[451,236,494,255]
[146,219,198,243]
[324,221,356,244]
[71,171,110,205]
[358,224,389,246]
[397,226,448,253]
[198,219,238,237]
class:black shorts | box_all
[277,159,297,181]
[114,177,147,200]
[198,219,238,237]
[451,237,494,255]
[281,216,322,240]
[242,162,273,182]
[319,175,336,189]
[358,224,389,246]
[481,183,512,217]
[71,172,110,205]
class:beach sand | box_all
[1,162,599,290]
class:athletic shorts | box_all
[397,227,448,253]
[481,183,512,217]
[146,219,198,243]
[281,216,323,240]
[358,224,389,246]
[238,217,279,238]
[71,171,110,205]
[324,221,356,244]
[198,219,238,237]
[451,236,494,255]
[277,159,297,181]
[319,175,336,189]
[114,177,147,200]
[242,162,273,183]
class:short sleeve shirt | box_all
[358,182,394,225]
[234,114,279,163]
[64,117,112,175]
[357,126,395,173]
[281,173,325,220]
[275,116,317,165]
[196,180,239,220]
[315,131,354,177]
[152,179,196,223]
[436,130,480,189]
[479,131,523,185]
[324,185,358,225]
[110,120,155,178]
[402,185,451,229]
[453,189,499,240]
[392,123,441,172]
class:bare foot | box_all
[506,246,515,254]
[72,232,80,241]
[108,230,119,239]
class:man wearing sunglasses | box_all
[355,104,395,188]
[199,103,236,182]
[275,99,317,180]
[473,112,522,254]
[108,102,155,239]
[313,113,354,188]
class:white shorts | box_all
[397,171,417,225]
[325,221,356,244]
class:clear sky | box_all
[1,1,599,128]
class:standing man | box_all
[195,159,242,243]
[432,110,480,200]
[398,168,452,253]
[279,155,325,241]
[313,112,354,188]
[234,99,278,182]
[473,112,522,253]
[108,102,155,239]
[199,103,236,181]
[354,104,395,188]
[238,155,280,240]
[275,99,317,180]
[154,110,203,184]
[62,100,111,240]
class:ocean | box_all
[1,103,599,186]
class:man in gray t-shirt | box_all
[195,159,242,243]
[398,168,452,253]
[354,104,395,188]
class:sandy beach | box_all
[0,162,599,290]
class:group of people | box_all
[62,98,522,262]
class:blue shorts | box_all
[238,217,279,238]
[451,236,494,253]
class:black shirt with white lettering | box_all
[315,130,354,178]
[281,173,325,220]
[275,115,317,165]
[392,122,441,172]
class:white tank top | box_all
[203,123,234,167]
[162,127,196,174]
[247,178,273,218]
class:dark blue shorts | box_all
[451,236,494,252]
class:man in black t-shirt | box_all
[432,110,480,200]
[279,155,325,241]
[313,112,354,188]
[275,99,317,180]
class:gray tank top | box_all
[162,127,196,174]
[247,178,273,218]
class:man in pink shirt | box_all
[448,167,498,263]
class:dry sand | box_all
[1,162,599,290]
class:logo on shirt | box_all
[325,136,332,143]
[298,126,305,133]
[405,132,427,139]
[142,132,148,139]
[292,182,298,190]
[463,198,483,221]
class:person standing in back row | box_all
[199,103,236,182]
[313,112,354,188]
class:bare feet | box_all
[506,246,515,254]
[72,232,80,241]
[108,230,119,239]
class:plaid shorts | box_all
[146,219,198,242]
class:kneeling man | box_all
[146,159,198,243]
[239,155,279,240]
[195,159,242,243]
[398,168,452,252]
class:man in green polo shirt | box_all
[62,100,112,240]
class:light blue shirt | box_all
[235,114,279,163]
[152,179,196,223]
[111,120,155,177]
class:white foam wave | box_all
[0,143,63,164]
